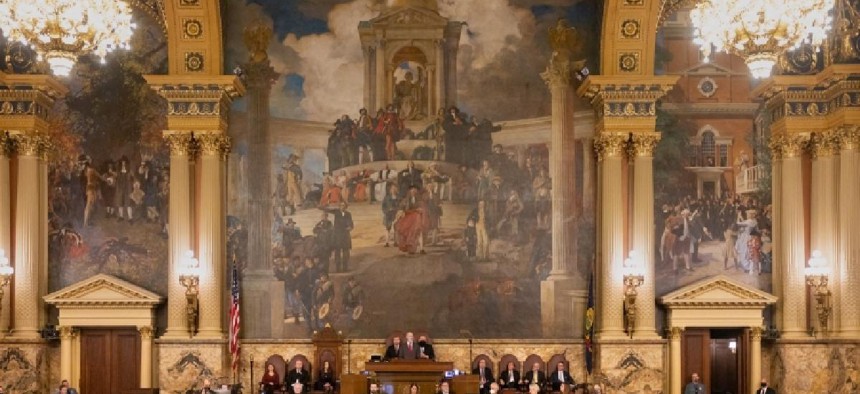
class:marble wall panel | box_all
[771,342,860,393]
[594,342,665,394]
[0,342,50,393]
[157,341,227,394]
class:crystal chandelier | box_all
[0,0,136,77]
[690,0,835,79]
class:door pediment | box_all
[370,7,449,28]
[44,274,162,308]
[660,275,777,329]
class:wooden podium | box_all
[365,361,453,394]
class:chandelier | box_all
[0,0,136,77]
[690,0,835,79]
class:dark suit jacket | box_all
[755,387,776,394]
[384,344,401,360]
[549,370,574,390]
[472,367,494,390]
[499,370,520,388]
[332,210,353,249]
[399,341,420,359]
[418,343,435,360]
[285,368,310,386]
[523,370,546,386]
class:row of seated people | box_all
[472,359,576,393]
[260,356,335,394]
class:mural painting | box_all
[226,0,601,339]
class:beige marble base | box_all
[770,340,860,393]
[157,340,228,393]
[0,340,51,393]
[594,341,665,394]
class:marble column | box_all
[196,134,230,339]
[435,39,446,111]
[11,134,45,338]
[594,133,628,339]
[60,326,73,382]
[581,137,595,214]
[749,327,762,394]
[163,133,195,338]
[375,39,387,111]
[669,327,683,394]
[809,133,838,333]
[772,134,809,338]
[0,134,10,337]
[139,326,153,387]
[838,126,860,338]
[630,133,660,338]
[364,45,373,112]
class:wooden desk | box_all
[365,361,454,394]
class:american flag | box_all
[229,259,241,375]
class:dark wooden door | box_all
[80,328,141,394]
[682,329,710,394]
[710,329,744,394]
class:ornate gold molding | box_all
[59,326,74,340]
[10,133,49,157]
[770,133,810,160]
[750,326,762,341]
[807,130,840,159]
[541,62,573,87]
[0,132,10,157]
[628,132,661,158]
[593,133,628,161]
[196,133,231,157]
[138,325,153,339]
[164,132,196,157]
[837,125,860,151]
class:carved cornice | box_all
[44,274,163,307]
[577,76,678,122]
[593,133,628,161]
[628,132,661,158]
[164,132,196,157]
[807,130,840,159]
[145,75,245,133]
[196,133,231,157]
[837,125,860,150]
[660,275,778,308]
[770,133,810,160]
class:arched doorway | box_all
[392,46,429,120]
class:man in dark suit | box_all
[549,362,574,391]
[285,359,311,392]
[384,336,402,360]
[399,332,420,359]
[472,359,494,394]
[418,335,435,360]
[523,363,546,388]
[499,362,520,389]
[757,378,776,394]
[398,161,423,198]
[332,202,354,272]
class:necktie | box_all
[408,343,413,351]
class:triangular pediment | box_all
[660,275,777,308]
[370,7,449,27]
[676,62,742,76]
[44,274,163,307]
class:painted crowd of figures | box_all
[325,106,501,170]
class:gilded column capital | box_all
[196,133,231,157]
[10,133,50,157]
[138,326,153,339]
[669,326,684,340]
[807,131,840,159]
[59,326,74,340]
[541,62,573,88]
[0,132,10,157]
[750,326,763,340]
[164,132,196,157]
[628,132,661,158]
[837,125,860,151]
[770,133,809,160]
[593,133,628,161]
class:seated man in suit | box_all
[523,362,546,389]
[385,336,402,360]
[418,335,435,360]
[499,361,520,389]
[286,359,311,392]
[55,380,78,394]
[549,362,574,392]
[472,359,494,394]
[438,380,452,394]
[399,332,421,359]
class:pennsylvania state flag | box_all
[584,274,595,375]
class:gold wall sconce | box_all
[805,250,831,334]
[178,250,200,337]
[0,249,13,324]
[623,250,644,338]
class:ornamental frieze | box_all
[602,102,656,117]
[168,101,220,116]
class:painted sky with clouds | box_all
[225,0,601,121]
